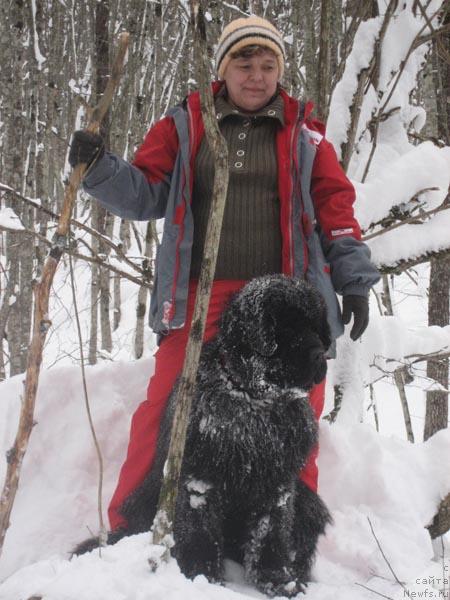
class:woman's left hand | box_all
[342,295,369,341]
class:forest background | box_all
[0,0,450,577]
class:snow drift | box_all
[0,359,449,599]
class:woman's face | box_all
[223,49,279,113]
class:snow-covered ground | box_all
[0,354,449,600]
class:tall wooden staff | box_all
[0,32,130,560]
[152,2,229,557]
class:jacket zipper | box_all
[288,107,300,276]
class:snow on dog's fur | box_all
[76,275,332,597]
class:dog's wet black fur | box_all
[73,275,332,597]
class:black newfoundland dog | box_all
[75,275,332,597]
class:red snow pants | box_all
[108,280,326,531]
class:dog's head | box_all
[218,275,331,391]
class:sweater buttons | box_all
[234,161,243,168]
[237,150,245,157]
[238,133,246,140]
[267,109,276,116]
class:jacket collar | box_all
[187,81,314,127]
[215,90,285,125]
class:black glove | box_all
[342,294,369,341]
[69,130,105,168]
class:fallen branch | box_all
[151,1,229,559]
[0,32,130,560]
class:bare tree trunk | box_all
[5,241,23,376]
[394,367,415,443]
[249,0,264,15]
[424,258,450,440]
[424,11,450,441]
[113,219,132,331]
[99,211,114,354]
[3,0,28,376]
[0,274,15,381]
[317,0,331,121]
[287,0,303,97]
[88,263,99,365]
[369,383,380,432]
[134,221,155,359]
[381,275,415,441]
[89,0,113,361]
[299,0,318,103]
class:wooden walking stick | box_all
[151,2,229,559]
[0,32,130,560]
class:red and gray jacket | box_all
[83,83,380,343]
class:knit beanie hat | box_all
[215,16,285,80]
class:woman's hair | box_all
[229,45,278,60]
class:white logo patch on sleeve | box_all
[331,227,354,237]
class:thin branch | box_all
[393,367,415,442]
[367,517,407,591]
[331,2,374,95]
[411,1,450,64]
[371,349,450,369]
[0,222,151,289]
[69,252,107,552]
[354,582,395,600]
[379,246,450,275]
[341,0,397,172]
[0,183,145,277]
[407,350,450,365]
[361,4,443,181]
[362,196,448,241]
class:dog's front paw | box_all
[174,545,224,584]
[256,569,307,598]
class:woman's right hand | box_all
[69,130,105,168]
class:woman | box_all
[70,16,380,534]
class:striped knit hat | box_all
[215,16,285,80]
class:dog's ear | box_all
[247,313,278,357]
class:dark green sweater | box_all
[190,93,284,280]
